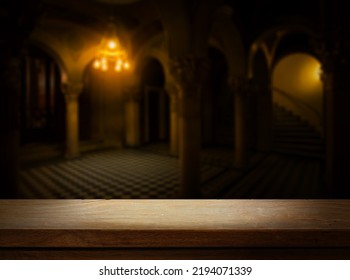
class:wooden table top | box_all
[0,200,349,248]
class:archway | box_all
[272,53,324,157]
[20,45,65,147]
[83,60,125,148]
[140,58,169,145]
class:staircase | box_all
[273,104,324,158]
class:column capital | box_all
[169,55,210,98]
[315,39,350,73]
[317,46,339,74]
[61,82,83,101]
[165,83,179,99]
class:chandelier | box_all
[93,22,130,72]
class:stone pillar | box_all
[320,45,350,198]
[0,1,41,198]
[170,56,209,198]
[62,82,83,159]
[166,84,180,156]
[125,86,141,147]
[143,88,150,144]
[0,51,21,198]
[158,91,167,141]
[256,83,273,152]
[228,77,250,168]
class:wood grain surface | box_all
[0,200,350,249]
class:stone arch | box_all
[139,56,169,145]
[248,22,318,79]
[20,42,67,146]
[29,38,69,84]
[31,19,104,84]
[272,52,324,134]
[246,21,319,154]
[210,4,246,78]
[134,34,170,86]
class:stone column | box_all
[256,83,273,152]
[158,90,167,141]
[170,56,209,198]
[125,86,141,147]
[166,83,180,156]
[0,1,41,198]
[319,45,350,198]
[62,82,83,159]
[228,77,250,168]
[0,51,21,198]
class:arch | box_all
[133,34,170,86]
[210,4,246,78]
[20,44,66,146]
[141,58,165,87]
[29,38,69,84]
[30,19,105,84]
[272,52,323,133]
[139,57,169,145]
[247,21,319,80]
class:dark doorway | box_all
[20,46,65,146]
[140,58,169,145]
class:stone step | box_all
[273,136,323,145]
[274,143,323,152]
[272,103,323,158]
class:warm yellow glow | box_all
[101,63,108,71]
[108,40,117,49]
[300,59,322,88]
[272,53,324,133]
[93,59,101,69]
[314,65,322,81]
[93,28,130,74]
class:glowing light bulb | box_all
[101,57,107,64]
[93,33,130,73]
[101,63,108,71]
[108,40,117,49]
[93,59,101,69]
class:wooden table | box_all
[0,200,350,259]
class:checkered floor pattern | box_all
[18,148,227,199]
[18,144,325,199]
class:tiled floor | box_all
[19,147,229,199]
[18,144,325,199]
